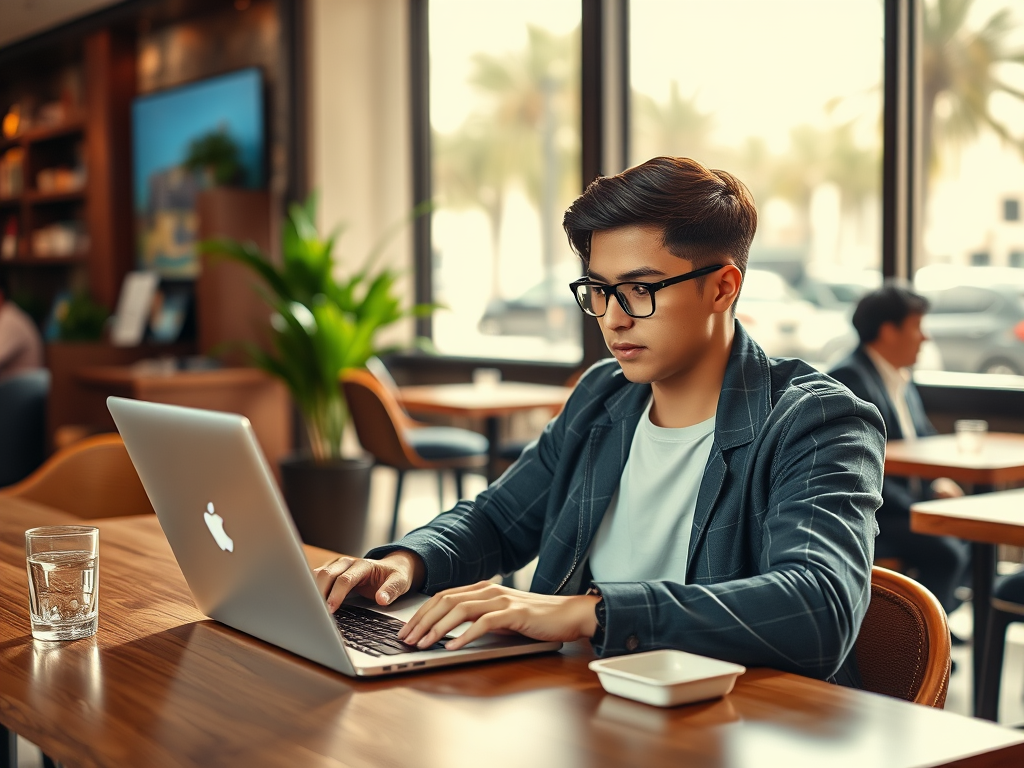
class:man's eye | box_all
[628,284,650,298]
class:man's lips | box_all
[610,342,645,360]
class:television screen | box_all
[132,67,265,278]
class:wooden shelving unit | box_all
[0,30,134,322]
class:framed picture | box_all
[132,67,265,278]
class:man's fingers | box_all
[312,556,357,599]
[398,581,506,641]
[375,571,410,606]
[326,559,375,611]
[412,596,512,648]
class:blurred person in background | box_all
[828,285,969,623]
[0,275,43,381]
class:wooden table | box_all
[399,382,572,483]
[76,365,291,480]
[885,433,1024,486]
[887,432,1024,711]
[2,501,1024,768]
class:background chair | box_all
[977,570,1024,721]
[342,368,488,541]
[854,566,951,708]
[0,369,49,488]
[0,433,153,518]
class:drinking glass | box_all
[954,419,988,455]
[25,526,99,641]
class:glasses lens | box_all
[617,283,653,318]
[575,284,606,316]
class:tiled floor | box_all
[15,469,1024,765]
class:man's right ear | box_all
[712,265,743,314]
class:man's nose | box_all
[602,293,634,329]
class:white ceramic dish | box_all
[588,649,746,707]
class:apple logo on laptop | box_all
[203,502,234,552]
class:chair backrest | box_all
[0,369,50,488]
[341,369,426,471]
[854,566,951,708]
[0,433,154,518]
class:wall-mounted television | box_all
[132,67,265,278]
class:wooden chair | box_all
[341,369,487,541]
[0,433,153,518]
[854,566,951,708]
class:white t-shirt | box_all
[589,397,716,583]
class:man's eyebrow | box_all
[587,266,664,282]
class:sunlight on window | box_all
[916,1,1024,376]
[429,0,582,362]
[630,0,883,368]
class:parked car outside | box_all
[477,263,583,341]
[735,268,821,358]
[915,266,1024,375]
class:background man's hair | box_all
[562,156,757,278]
[852,283,930,344]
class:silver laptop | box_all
[107,396,561,677]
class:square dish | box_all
[589,649,746,707]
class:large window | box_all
[428,0,582,362]
[915,0,1024,376]
[629,0,884,367]
[418,0,1024,377]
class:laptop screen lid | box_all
[107,396,356,675]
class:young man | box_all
[828,285,969,616]
[316,157,885,685]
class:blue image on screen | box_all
[132,67,264,277]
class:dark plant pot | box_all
[279,455,373,555]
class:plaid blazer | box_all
[369,324,885,685]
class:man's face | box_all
[587,225,730,385]
[884,312,928,368]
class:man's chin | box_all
[616,361,656,385]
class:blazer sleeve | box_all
[591,383,885,681]
[364,375,577,592]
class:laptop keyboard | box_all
[333,603,449,657]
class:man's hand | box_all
[396,581,602,651]
[931,477,965,499]
[313,550,425,612]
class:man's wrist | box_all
[576,593,602,639]
[584,584,605,643]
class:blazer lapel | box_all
[687,323,769,570]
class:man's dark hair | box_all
[562,156,757,280]
[852,283,930,344]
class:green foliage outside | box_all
[197,194,434,463]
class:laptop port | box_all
[397,664,408,669]
[383,666,391,671]
[413,662,426,667]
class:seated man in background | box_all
[0,277,44,382]
[828,285,970,618]
[316,156,885,686]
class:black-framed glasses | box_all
[569,264,725,318]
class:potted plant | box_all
[198,194,432,553]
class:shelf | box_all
[20,117,86,145]
[0,253,88,267]
[25,189,86,205]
